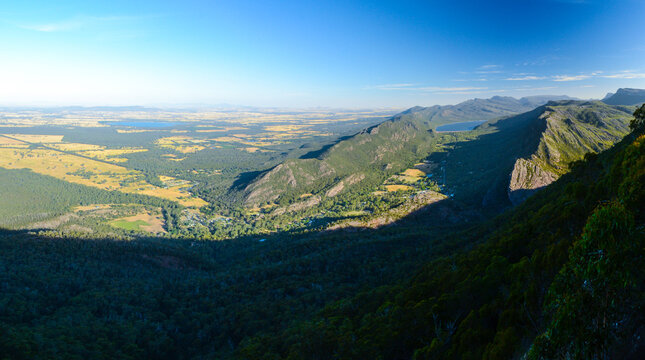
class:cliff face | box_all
[507,101,633,205]
[508,158,558,205]
[239,95,575,207]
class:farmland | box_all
[0,106,396,236]
[110,212,165,233]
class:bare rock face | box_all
[325,181,345,198]
[288,195,321,212]
[508,158,558,205]
[325,173,365,197]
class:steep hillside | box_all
[603,87,645,105]
[240,95,571,206]
[507,100,633,204]
[245,107,645,360]
[421,100,633,210]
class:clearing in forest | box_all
[5,134,64,143]
[156,136,206,153]
[385,185,414,192]
[0,147,207,207]
[110,212,166,233]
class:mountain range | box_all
[603,87,645,106]
[239,95,575,207]
[238,92,638,218]
[0,89,644,359]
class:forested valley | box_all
[0,100,643,359]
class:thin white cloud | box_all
[513,86,557,91]
[368,84,487,93]
[551,70,643,81]
[452,78,488,82]
[475,70,502,74]
[479,64,501,69]
[602,72,645,79]
[369,83,416,90]
[505,75,546,81]
[553,74,592,82]
[20,19,84,32]
[17,14,153,33]
[418,86,487,92]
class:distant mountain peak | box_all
[602,88,645,105]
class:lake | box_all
[435,120,487,132]
[105,121,178,128]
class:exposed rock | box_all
[287,195,321,212]
[325,173,365,197]
[272,195,322,216]
[325,182,345,198]
[508,157,558,205]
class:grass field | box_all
[5,134,64,143]
[80,148,148,161]
[49,143,105,151]
[0,146,207,207]
[111,219,149,231]
[0,136,27,145]
[264,124,311,132]
[110,212,165,233]
[385,185,414,192]
[156,136,207,153]
[402,168,425,177]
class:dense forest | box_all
[0,106,642,358]
[239,105,645,359]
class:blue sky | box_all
[0,0,644,108]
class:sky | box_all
[0,0,644,108]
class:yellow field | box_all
[0,143,29,148]
[49,143,104,151]
[5,134,64,143]
[177,145,206,153]
[73,204,113,212]
[156,136,207,153]
[161,153,186,161]
[196,126,248,132]
[0,136,26,145]
[0,147,207,207]
[240,147,275,153]
[264,124,311,132]
[45,142,146,163]
[110,212,166,233]
[402,168,426,177]
[385,185,414,192]
[211,136,277,147]
[81,148,148,161]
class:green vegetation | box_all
[0,168,176,228]
[0,97,642,358]
[236,106,645,359]
[111,219,150,231]
[239,95,569,207]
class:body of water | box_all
[435,120,487,132]
[105,121,178,128]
